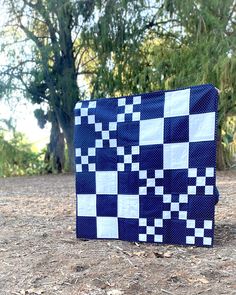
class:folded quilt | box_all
[74,84,219,247]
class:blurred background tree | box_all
[0,0,235,175]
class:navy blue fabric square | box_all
[188,196,215,219]
[118,218,139,241]
[190,85,218,114]
[206,177,215,186]
[117,122,139,146]
[118,172,139,194]
[139,196,163,218]
[164,220,187,245]
[96,98,118,122]
[74,124,96,148]
[97,195,117,217]
[96,148,117,171]
[164,116,189,143]
[141,93,164,120]
[189,141,216,167]
[171,169,188,194]
[76,217,97,239]
[76,172,96,194]
[140,145,163,170]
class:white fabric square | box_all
[164,88,190,117]
[76,164,82,172]
[188,186,196,194]
[205,167,214,177]
[139,234,147,241]
[155,170,164,178]
[131,163,139,171]
[171,203,179,211]
[102,130,109,139]
[205,186,214,195]
[132,146,140,154]
[164,142,189,169]
[155,187,164,195]
[188,168,197,177]
[95,122,102,131]
[146,226,155,235]
[118,195,139,218]
[187,219,196,228]
[125,104,133,113]
[75,102,82,109]
[163,194,171,203]
[88,101,96,108]
[77,194,96,216]
[147,178,155,187]
[95,139,103,148]
[204,220,213,229]
[97,217,118,239]
[186,236,195,244]
[81,108,88,116]
[88,163,96,171]
[139,118,164,145]
[124,154,132,163]
[109,122,117,131]
[117,163,124,171]
[139,187,147,195]
[203,237,212,245]
[133,96,141,104]
[189,112,215,142]
[179,194,188,203]
[75,148,81,157]
[88,115,95,124]
[118,98,126,106]
[139,218,147,226]
[179,211,187,220]
[96,171,117,194]
[139,170,147,179]
[117,113,125,122]
[196,176,206,186]
[195,228,204,237]
[109,139,117,147]
[132,112,140,121]
[75,116,81,125]
[154,219,163,227]
[88,147,96,156]
[81,156,89,164]
[163,211,171,219]
[154,235,163,242]
[117,146,124,155]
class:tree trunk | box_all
[55,109,75,172]
[63,122,75,172]
[216,126,226,170]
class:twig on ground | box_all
[161,289,175,295]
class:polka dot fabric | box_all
[74,84,219,247]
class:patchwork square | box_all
[189,112,215,142]
[75,84,219,247]
[164,88,190,117]
[139,118,164,145]
[163,142,189,169]
[96,171,118,194]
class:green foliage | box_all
[0,131,46,177]
[222,116,236,167]
[0,0,235,172]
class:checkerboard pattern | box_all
[74,84,219,247]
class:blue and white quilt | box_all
[74,84,219,247]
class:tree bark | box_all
[216,126,226,170]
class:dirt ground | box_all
[0,172,235,295]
